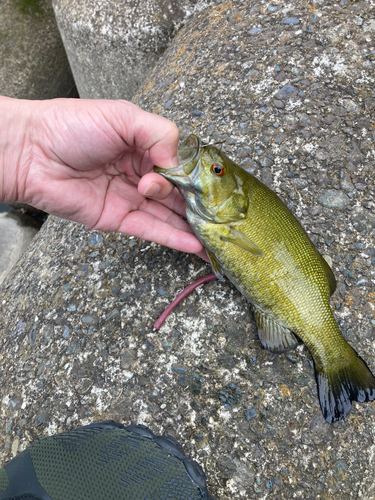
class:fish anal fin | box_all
[320,254,337,296]
[221,227,263,256]
[206,249,225,281]
[254,309,298,352]
[315,350,375,423]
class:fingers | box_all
[138,172,175,200]
[117,210,204,254]
[116,101,180,170]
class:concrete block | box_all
[0,212,39,284]
[52,0,220,100]
[0,0,75,99]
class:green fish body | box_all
[154,134,375,423]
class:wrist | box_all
[0,96,35,204]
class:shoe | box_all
[0,420,214,500]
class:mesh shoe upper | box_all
[0,421,213,500]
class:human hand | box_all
[0,97,204,256]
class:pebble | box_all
[81,315,95,324]
[191,373,202,395]
[121,349,136,369]
[352,16,363,26]
[273,99,284,109]
[11,438,19,458]
[172,365,187,373]
[333,460,348,475]
[192,110,206,117]
[244,408,257,421]
[274,85,298,100]
[146,340,155,353]
[340,170,354,191]
[283,17,299,25]
[178,374,188,387]
[246,70,259,79]
[259,157,273,167]
[5,418,12,434]
[249,28,263,34]
[364,19,375,32]
[356,279,368,286]
[88,234,103,247]
[35,410,48,427]
[12,321,26,337]
[29,326,36,345]
[318,190,350,210]
[310,206,321,216]
[157,288,169,298]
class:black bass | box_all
[154,134,375,423]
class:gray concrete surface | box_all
[0,212,39,284]
[0,0,75,99]
[0,1,375,499]
[52,0,221,100]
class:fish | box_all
[154,133,375,423]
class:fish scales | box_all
[193,175,343,361]
[154,134,375,423]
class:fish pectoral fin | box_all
[221,227,263,256]
[253,309,298,352]
[315,348,375,423]
[206,249,225,281]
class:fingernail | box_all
[172,156,179,167]
[142,182,161,197]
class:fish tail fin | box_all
[315,349,375,423]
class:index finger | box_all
[119,101,180,169]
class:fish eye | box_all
[211,163,226,176]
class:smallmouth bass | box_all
[154,134,375,423]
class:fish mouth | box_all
[153,163,198,193]
[153,134,202,192]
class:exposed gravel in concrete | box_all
[1,1,375,499]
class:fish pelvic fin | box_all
[315,350,375,423]
[253,309,298,352]
[206,249,225,281]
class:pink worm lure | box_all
[153,273,218,330]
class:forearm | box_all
[0,96,35,204]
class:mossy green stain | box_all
[10,0,44,17]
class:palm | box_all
[20,99,204,255]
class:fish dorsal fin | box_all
[254,309,298,352]
[319,254,337,296]
[206,249,225,281]
[221,227,263,256]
